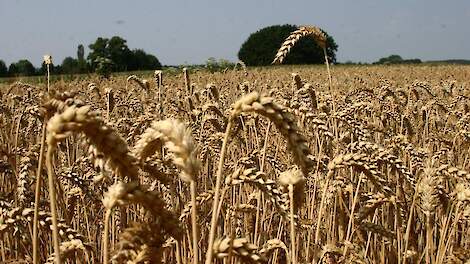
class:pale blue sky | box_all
[1,0,469,66]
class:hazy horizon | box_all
[1,0,469,67]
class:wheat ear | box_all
[272,26,326,64]
[102,183,182,237]
[229,167,289,217]
[272,26,334,106]
[127,75,150,92]
[259,239,290,263]
[46,105,139,263]
[143,119,200,264]
[47,105,139,181]
[233,92,313,175]
[213,237,267,263]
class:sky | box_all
[1,0,469,67]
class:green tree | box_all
[8,63,18,76]
[77,44,87,73]
[77,44,85,61]
[205,57,234,72]
[88,37,110,70]
[8,60,36,76]
[18,60,35,76]
[205,57,218,72]
[107,36,133,71]
[61,57,79,74]
[0,60,7,77]
[95,57,114,78]
[130,49,162,70]
[375,55,403,64]
[374,55,421,65]
[88,36,162,73]
[238,24,338,66]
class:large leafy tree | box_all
[373,54,421,65]
[238,24,338,66]
[87,36,161,72]
[107,36,134,72]
[61,57,80,74]
[8,59,36,76]
[0,60,7,77]
[375,55,403,64]
[130,49,162,71]
[88,37,110,70]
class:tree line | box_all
[2,26,447,77]
[0,36,162,77]
[1,25,342,78]
[372,54,421,65]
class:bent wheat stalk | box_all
[272,25,333,105]
[135,119,200,264]
[47,105,139,181]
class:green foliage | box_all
[77,44,85,62]
[87,36,161,73]
[238,24,338,66]
[61,57,80,74]
[77,44,87,73]
[0,60,7,77]
[95,57,114,78]
[374,55,421,65]
[205,57,235,73]
[426,59,470,65]
[130,49,162,71]
[375,55,402,64]
[108,36,134,71]
[87,37,110,70]
[8,59,36,76]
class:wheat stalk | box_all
[278,166,305,264]
[102,181,182,263]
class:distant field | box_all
[1,64,470,263]
[0,62,437,84]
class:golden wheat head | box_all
[272,26,327,64]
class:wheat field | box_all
[1,62,470,264]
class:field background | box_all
[1,64,470,263]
